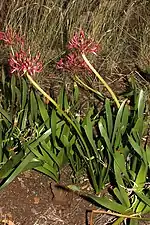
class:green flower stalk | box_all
[75,75,104,100]
[82,53,120,108]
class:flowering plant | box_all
[57,30,120,107]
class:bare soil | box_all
[0,170,94,225]
[0,169,150,225]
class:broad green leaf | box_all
[121,104,130,135]
[114,159,130,207]
[62,135,69,147]
[135,192,150,208]
[111,100,127,146]
[0,107,12,123]
[35,166,58,181]
[60,124,70,143]
[29,128,52,148]
[114,131,122,149]
[43,162,58,177]
[23,158,43,171]
[22,78,28,108]
[0,119,2,162]
[15,86,21,105]
[69,135,76,147]
[134,162,148,192]
[132,118,144,142]
[21,104,28,130]
[114,151,130,181]
[0,150,24,179]
[113,187,125,204]
[1,65,6,91]
[105,98,113,138]
[138,90,145,119]
[57,148,66,167]
[51,109,57,143]
[11,75,16,106]
[36,94,50,128]
[30,89,38,121]
[98,120,112,152]
[28,146,44,160]
[87,194,128,214]
[84,123,97,152]
[136,200,147,213]
[146,145,150,168]
[128,135,147,163]
[39,146,54,166]
[40,142,60,167]
[0,152,34,190]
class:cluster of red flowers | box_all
[0,28,24,47]
[0,28,43,76]
[57,52,90,73]
[68,30,99,54]
[9,49,43,75]
[57,30,99,73]
[0,28,99,76]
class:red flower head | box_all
[0,28,24,47]
[9,47,43,76]
[68,30,99,55]
[57,52,90,73]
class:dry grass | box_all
[0,0,150,98]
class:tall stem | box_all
[82,54,120,108]
[75,75,104,100]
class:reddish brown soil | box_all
[0,170,94,225]
[0,169,150,225]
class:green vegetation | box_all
[0,1,150,224]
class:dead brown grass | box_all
[0,0,150,97]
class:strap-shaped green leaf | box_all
[138,90,145,119]
[51,109,57,143]
[0,150,24,179]
[146,145,150,168]
[36,94,50,128]
[40,142,60,167]
[0,118,2,162]
[21,104,28,130]
[30,89,38,121]
[35,165,58,182]
[39,145,54,167]
[114,151,130,181]
[128,135,147,164]
[0,107,12,123]
[121,104,130,135]
[11,75,16,106]
[135,192,150,208]
[22,78,28,109]
[114,162,130,207]
[134,162,148,192]
[111,100,127,146]
[29,128,52,148]
[98,119,112,152]
[105,98,113,139]
[87,194,128,214]
[0,152,34,190]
